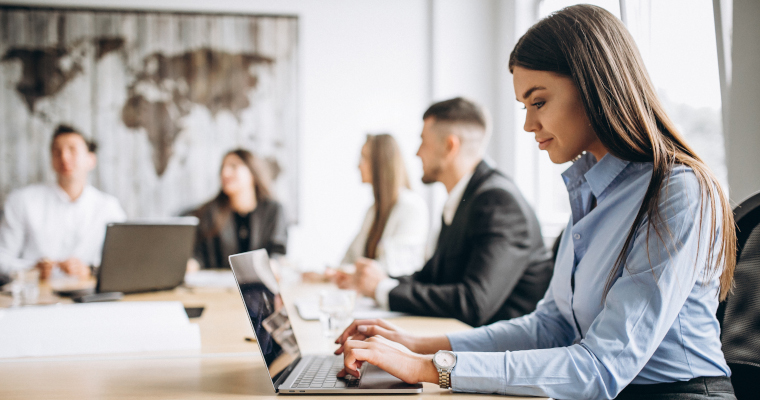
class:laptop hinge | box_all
[272,354,302,392]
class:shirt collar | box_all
[442,171,474,225]
[562,152,630,199]
[51,183,92,204]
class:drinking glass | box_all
[318,289,356,337]
[10,269,40,307]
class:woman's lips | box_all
[537,138,553,150]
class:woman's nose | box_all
[523,111,540,133]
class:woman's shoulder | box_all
[637,163,707,223]
[258,198,285,212]
[662,164,702,200]
[629,162,701,197]
[192,198,222,227]
[396,188,428,211]
[389,189,428,226]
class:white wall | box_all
[426,0,537,230]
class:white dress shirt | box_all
[342,189,429,277]
[441,171,473,226]
[0,183,127,274]
[374,172,474,309]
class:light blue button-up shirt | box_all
[446,153,730,399]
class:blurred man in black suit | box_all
[336,97,553,327]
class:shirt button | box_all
[573,233,581,240]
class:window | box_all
[622,0,726,189]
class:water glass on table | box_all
[318,289,356,337]
[9,269,40,307]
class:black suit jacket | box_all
[388,161,553,327]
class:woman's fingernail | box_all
[358,326,367,332]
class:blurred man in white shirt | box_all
[0,125,126,279]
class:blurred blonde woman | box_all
[338,134,428,278]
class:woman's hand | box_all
[335,318,453,355]
[353,258,387,298]
[325,268,357,290]
[337,335,438,384]
[334,319,416,353]
[186,258,200,274]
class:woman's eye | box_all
[521,101,545,110]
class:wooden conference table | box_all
[0,279,544,400]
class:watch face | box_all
[434,351,456,368]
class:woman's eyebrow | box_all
[518,86,546,101]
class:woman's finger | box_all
[345,348,374,375]
[335,319,383,344]
[342,341,370,372]
[335,321,361,344]
[357,325,397,341]
[334,333,368,355]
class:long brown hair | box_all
[198,149,273,238]
[364,134,411,259]
[509,5,735,301]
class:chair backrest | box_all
[718,191,760,399]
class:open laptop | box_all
[58,218,198,300]
[228,249,423,394]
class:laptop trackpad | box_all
[358,364,422,390]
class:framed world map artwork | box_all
[0,6,299,221]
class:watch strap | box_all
[438,369,451,389]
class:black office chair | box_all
[0,208,7,287]
[717,191,760,399]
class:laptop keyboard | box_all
[290,355,360,389]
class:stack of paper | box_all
[0,301,201,358]
[183,270,237,288]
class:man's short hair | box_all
[423,97,490,156]
[51,124,98,153]
[422,97,488,130]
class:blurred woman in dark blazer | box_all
[191,149,287,269]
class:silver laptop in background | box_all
[228,249,423,395]
[96,218,198,294]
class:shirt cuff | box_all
[450,351,507,394]
[374,278,400,310]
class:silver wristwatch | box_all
[432,350,457,389]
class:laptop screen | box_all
[229,250,301,386]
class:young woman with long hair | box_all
[191,149,287,269]
[331,5,736,399]
[338,133,428,277]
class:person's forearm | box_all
[409,335,452,354]
[415,354,439,384]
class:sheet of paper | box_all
[294,295,408,321]
[0,301,201,359]
[183,270,237,288]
